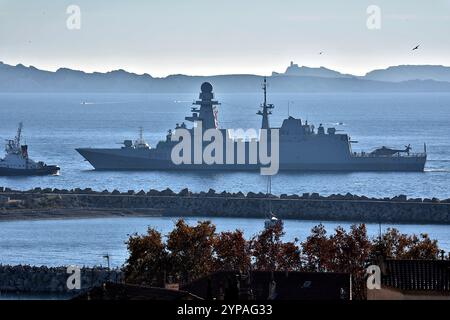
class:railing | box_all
[351,152,427,158]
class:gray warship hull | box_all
[76,81,427,173]
[76,148,426,172]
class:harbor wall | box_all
[1,187,449,224]
[0,265,122,294]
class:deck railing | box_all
[351,152,427,158]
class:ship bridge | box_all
[279,116,315,136]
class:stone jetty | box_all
[0,265,122,294]
[0,187,449,224]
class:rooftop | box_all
[381,259,450,292]
[181,271,351,300]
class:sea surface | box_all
[0,92,449,199]
[0,92,450,267]
[1,216,449,268]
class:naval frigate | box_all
[76,80,427,172]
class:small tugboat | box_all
[0,123,60,176]
[264,214,281,230]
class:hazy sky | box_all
[1,0,450,76]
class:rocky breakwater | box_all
[0,265,122,294]
[1,187,449,224]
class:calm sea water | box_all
[0,92,449,199]
[1,217,449,267]
[0,92,449,267]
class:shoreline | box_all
[1,207,450,226]
[0,208,164,222]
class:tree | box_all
[330,224,371,300]
[123,219,442,299]
[301,224,333,272]
[277,241,302,271]
[251,222,302,271]
[372,228,409,258]
[301,224,371,299]
[214,230,251,272]
[404,233,439,260]
[331,224,371,272]
[166,219,216,283]
[251,223,284,271]
[373,228,440,260]
[123,228,167,286]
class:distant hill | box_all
[0,62,155,92]
[2,61,450,93]
[364,65,450,82]
[272,61,354,79]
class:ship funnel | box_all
[21,145,28,158]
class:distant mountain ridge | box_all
[2,61,450,93]
[364,65,450,82]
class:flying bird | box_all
[319,51,323,55]
[412,45,420,51]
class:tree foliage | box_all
[124,228,167,286]
[301,224,331,272]
[123,219,441,299]
[166,219,216,282]
[372,227,440,260]
[214,230,251,272]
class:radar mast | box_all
[185,82,221,130]
[257,77,274,129]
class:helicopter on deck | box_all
[370,144,412,156]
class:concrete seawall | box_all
[1,187,449,224]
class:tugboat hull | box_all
[0,165,60,176]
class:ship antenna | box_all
[16,122,23,145]
[287,100,294,117]
[267,175,272,216]
[139,127,143,142]
[378,221,382,240]
[257,77,274,130]
[266,175,272,194]
[102,253,111,270]
[263,77,267,107]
